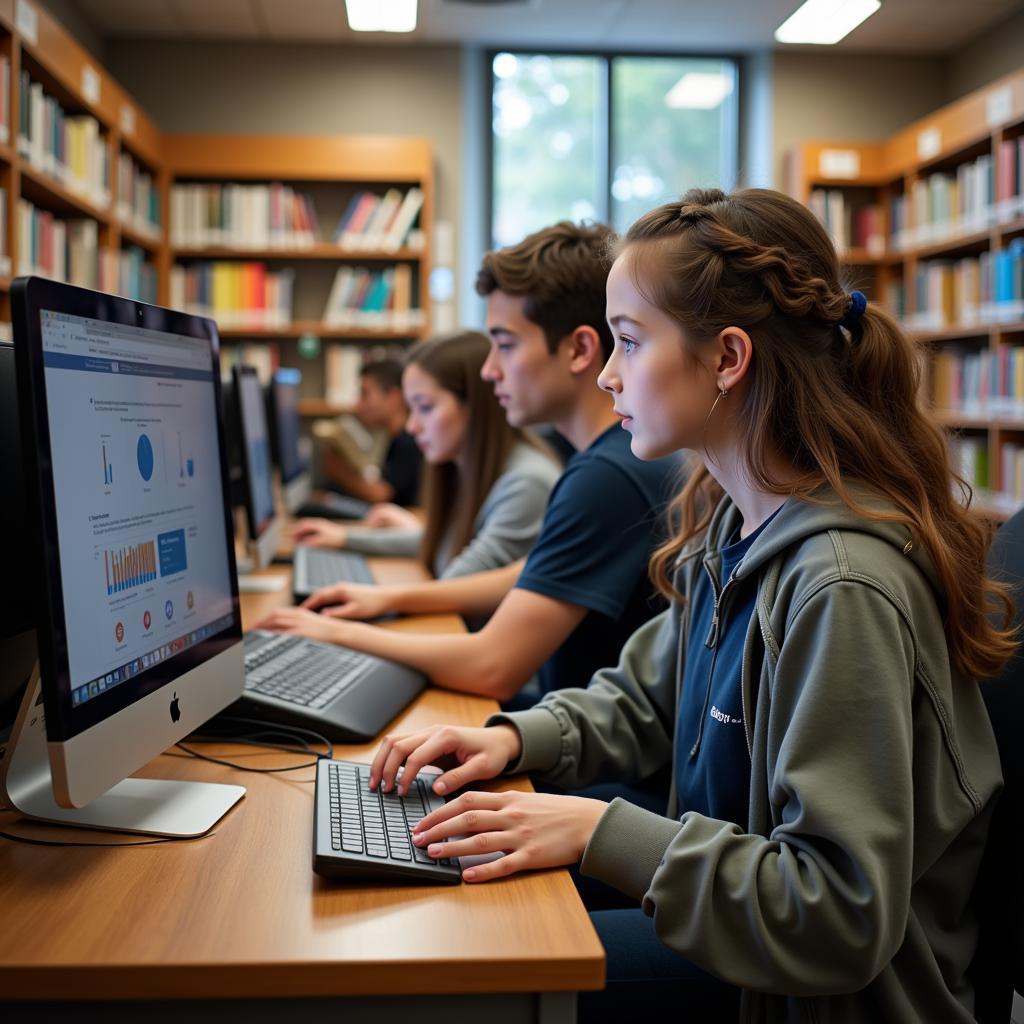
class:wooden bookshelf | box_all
[0,0,168,321]
[0,1,433,415]
[164,132,433,406]
[787,66,1024,522]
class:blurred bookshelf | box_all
[787,66,1024,522]
[0,1,433,416]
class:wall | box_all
[104,39,464,311]
[38,0,104,61]
[945,5,1024,100]
[771,52,947,187]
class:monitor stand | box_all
[0,662,245,837]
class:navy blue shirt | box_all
[383,430,423,507]
[515,424,679,697]
[676,511,777,827]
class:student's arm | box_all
[302,558,526,621]
[256,585,586,702]
[323,448,394,504]
[439,469,556,579]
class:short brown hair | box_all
[475,221,615,358]
[360,359,403,393]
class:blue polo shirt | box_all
[676,511,777,827]
[514,424,679,697]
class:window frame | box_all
[485,48,741,247]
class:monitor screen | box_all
[235,366,276,539]
[269,367,305,485]
[33,304,239,730]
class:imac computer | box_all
[231,363,282,571]
[266,367,311,515]
[0,277,246,835]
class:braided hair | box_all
[622,187,1014,682]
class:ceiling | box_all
[73,0,1024,53]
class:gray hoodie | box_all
[491,488,1002,1023]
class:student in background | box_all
[321,359,423,506]
[256,222,679,705]
[368,188,1009,1022]
[294,330,560,579]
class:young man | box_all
[256,222,680,704]
[319,359,422,506]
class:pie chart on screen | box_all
[137,434,154,482]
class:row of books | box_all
[118,246,158,305]
[932,344,1024,418]
[947,436,990,491]
[117,153,161,240]
[0,57,10,147]
[947,436,1024,515]
[325,344,368,407]
[890,144,1024,252]
[0,188,9,278]
[333,187,424,252]
[170,183,319,250]
[902,241,1024,330]
[168,262,295,328]
[16,200,117,290]
[808,191,885,256]
[16,72,111,211]
[322,265,424,330]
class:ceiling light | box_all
[774,0,881,45]
[665,72,733,110]
[346,0,418,33]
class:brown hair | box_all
[360,359,404,393]
[405,331,552,571]
[476,221,616,358]
[623,187,1014,682]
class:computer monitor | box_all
[232,364,281,571]
[0,277,246,835]
[267,367,311,514]
[0,340,38,746]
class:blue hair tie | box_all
[839,290,867,331]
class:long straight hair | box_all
[622,187,1015,682]
[407,331,549,571]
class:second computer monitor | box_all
[232,363,281,570]
[267,367,311,515]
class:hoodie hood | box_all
[699,485,943,601]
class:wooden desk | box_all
[0,557,605,1022]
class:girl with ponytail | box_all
[367,188,1012,1022]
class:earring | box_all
[700,384,729,446]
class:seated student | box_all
[321,359,423,506]
[366,188,1009,1022]
[255,221,679,703]
[293,330,560,579]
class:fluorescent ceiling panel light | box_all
[774,0,881,45]
[346,0,418,32]
[665,72,733,110]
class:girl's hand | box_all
[292,518,347,548]
[413,790,608,883]
[365,503,420,530]
[301,581,396,620]
[253,605,352,645]
[370,724,523,796]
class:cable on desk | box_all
[173,715,334,774]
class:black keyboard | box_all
[293,547,375,598]
[243,631,373,709]
[313,760,462,884]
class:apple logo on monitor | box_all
[170,692,181,723]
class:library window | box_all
[490,52,738,247]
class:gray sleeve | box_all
[341,527,423,559]
[438,464,557,579]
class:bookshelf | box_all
[0,0,168,333]
[164,133,433,414]
[787,67,1024,522]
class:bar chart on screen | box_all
[104,539,158,594]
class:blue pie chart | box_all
[137,434,154,482]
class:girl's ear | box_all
[715,326,753,393]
